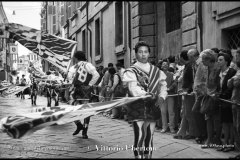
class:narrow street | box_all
[0,95,239,158]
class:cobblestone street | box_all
[0,96,239,158]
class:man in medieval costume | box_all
[70,51,100,139]
[123,41,167,159]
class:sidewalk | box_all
[0,96,239,158]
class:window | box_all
[115,2,123,46]
[48,4,53,15]
[95,18,100,56]
[82,29,86,52]
[227,28,240,49]
[41,18,46,31]
[67,2,72,19]
[71,2,77,14]
[53,5,56,34]
[77,2,82,9]
[20,59,22,63]
[165,2,181,33]
[60,3,65,26]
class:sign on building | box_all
[10,45,18,54]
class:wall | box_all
[181,1,198,51]
[202,2,240,50]
[156,2,182,60]
[101,4,115,67]
[131,2,157,62]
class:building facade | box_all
[133,1,240,62]
[0,2,9,81]
[41,1,132,70]
[41,1,240,71]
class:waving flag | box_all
[1,23,77,72]
[0,85,30,97]
[28,61,47,79]
[0,96,148,139]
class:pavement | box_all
[0,95,239,158]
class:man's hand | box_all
[146,92,156,99]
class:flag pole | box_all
[64,44,77,82]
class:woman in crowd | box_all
[200,49,222,147]
[160,60,177,133]
[228,49,240,158]
[217,52,236,152]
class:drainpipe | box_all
[46,1,48,33]
[86,2,92,62]
[155,1,158,63]
[127,2,132,66]
[197,2,203,51]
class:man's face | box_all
[136,46,150,64]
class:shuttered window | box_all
[165,2,181,33]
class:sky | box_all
[2,1,41,56]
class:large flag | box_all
[1,23,77,72]
[0,85,30,97]
[28,61,47,79]
[0,96,148,139]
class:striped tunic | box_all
[123,62,167,121]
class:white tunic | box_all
[123,61,168,100]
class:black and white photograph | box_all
[0,1,240,159]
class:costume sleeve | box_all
[103,71,110,86]
[123,70,147,96]
[85,63,100,86]
[159,71,168,100]
[111,74,119,90]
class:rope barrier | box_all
[218,98,240,106]
[90,92,240,106]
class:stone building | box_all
[41,1,132,70]
[41,1,240,71]
[133,1,240,63]
[0,2,9,81]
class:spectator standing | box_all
[201,49,222,147]
[228,49,240,158]
[217,53,236,152]
[160,60,177,133]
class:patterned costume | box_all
[70,60,100,138]
[72,61,94,102]
[124,63,167,121]
[123,61,167,158]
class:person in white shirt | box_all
[70,51,100,139]
[123,41,167,159]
